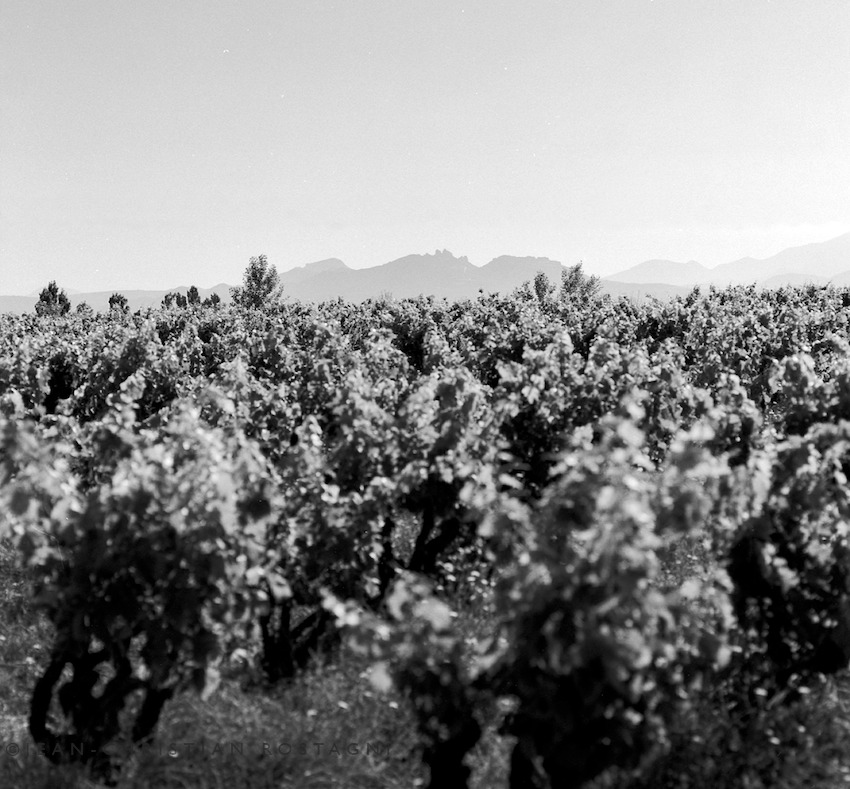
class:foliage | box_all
[35,281,71,317]
[728,422,850,685]
[109,292,129,314]
[2,283,850,786]
[559,262,602,303]
[0,381,282,781]
[162,286,217,308]
[162,291,187,309]
[471,414,734,789]
[230,255,284,310]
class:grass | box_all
[1,665,420,789]
[602,669,850,789]
[0,538,509,789]
[4,531,850,789]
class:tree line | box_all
[34,254,284,316]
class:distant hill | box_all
[65,285,233,313]
[826,270,850,288]
[711,233,850,285]
[608,232,850,288]
[278,250,572,303]
[477,256,566,295]
[279,258,349,286]
[0,285,233,315]
[599,281,692,300]
[2,253,581,314]
[284,250,478,302]
[6,233,850,314]
[0,295,38,313]
[606,260,712,287]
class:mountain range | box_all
[607,232,850,289]
[3,233,850,313]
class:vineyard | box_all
[3,271,850,788]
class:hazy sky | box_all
[2,1,849,294]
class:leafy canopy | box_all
[231,254,284,310]
[109,292,129,313]
[35,281,71,317]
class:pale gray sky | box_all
[2,1,849,294]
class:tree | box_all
[187,285,201,305]
[533,272,554,303]
[230,255,283,309]
[203,293,221,307]
[162,292,188,309]
[108,293,129,314]
[559,263,602,302]
[35,281,71,317]
[75,302,93,316]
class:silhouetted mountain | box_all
[0,295,38,313]
[608,232,850,288]
[7,234,850,314]
[826,270,850,288]
[279,258,350,286]
[599,281,692,300]
[478,256,565,294]
[279,251,685,302]
[284,250,481,302]
[606,260,711,287]
[712,233,850,285]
